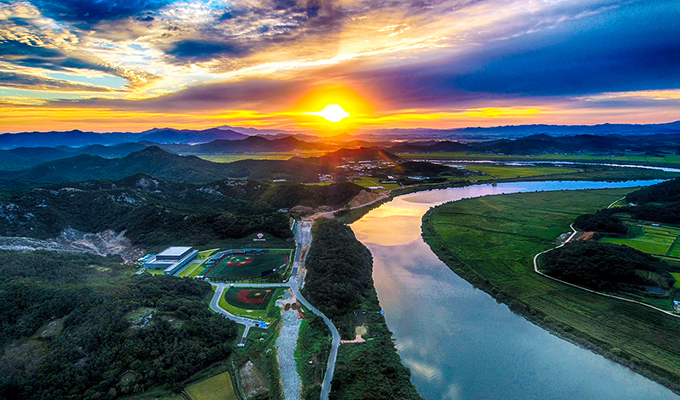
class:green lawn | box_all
[185,372,237,400]
[602,225,680,256]
[422,187,680,392]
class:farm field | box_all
[422,187,680,391]
[351,177,400,191]
[398,152,680,167]
[601,225,680,256]
[205,252,289,279]
[185,372,237,400]
[465,165,577,179]
[671,273,680,288]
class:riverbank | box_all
[421,188,680,395]
[337,165,679,225]
[300,219,422,400]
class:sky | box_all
[0,0,679,133]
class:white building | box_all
[144,246,199,275]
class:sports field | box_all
[602,224,680,256]
[224,288,274,310]
[205,253,288,279]
[185,372,237,400]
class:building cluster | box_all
[142,246,199,275]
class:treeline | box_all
[302,219,375,322]
[573,213,628,234]
[541,242,674,291]
[302,219,422,400]
[0,251,237,400]
[626,177,680,204]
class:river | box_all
[350,180,679,400]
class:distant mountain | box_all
[387,132,680,155]
[0,142,150,170]
[0,127,248,149]
[138,127,248,143]
[361,120,680,141]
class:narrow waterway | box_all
[350,180,679,400]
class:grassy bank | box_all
[421,188,680,394]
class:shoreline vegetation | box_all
[299,219,422,400]
[420,188,680,395]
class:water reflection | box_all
[351,181,678,400]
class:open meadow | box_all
[422,188,680,391]
[185,372,238,400]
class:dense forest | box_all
[573,213,628,234]
[0,174,368,245]
[0,250,236,400]
[626,177,680,204]
[541,242,674,291]
[302,219,422,400]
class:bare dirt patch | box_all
[578,231,596,241]
[349,190,384,209]
[0,228,144,261]
[238,360,268,398]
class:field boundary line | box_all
[607,196,626,209]
[533,224,680,319]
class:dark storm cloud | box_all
[336,1,680,108]
[0,40,110,74]
[26,0,172,26]
[166,40,251,62]
[0,71,113,92]
[52,78,306,111]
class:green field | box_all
[422,188,680,392]
[602,225,680,256]
[206,253,288,279]
[398,152,680,167]
[185,372,238,400]
[351,177,400,191]
[466,165,578,179]
[672,273,680,288]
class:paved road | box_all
[290,278,340,400]
[209,219,341,400]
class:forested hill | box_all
[302,219,422,400]
[0,174,365,245]
[626,177,680,204]
[0,251,237,400]
[0,146,331,186]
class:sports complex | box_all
[172,248,292,280]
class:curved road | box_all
[208,219,341,400]
[533,224,680,319]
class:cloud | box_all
[26,0,173,26]
[165,40,251,63]
[0,70,114,92]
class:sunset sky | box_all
[1,0,679,133]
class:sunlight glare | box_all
[304,104,351,123]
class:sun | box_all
[303,104,351,123]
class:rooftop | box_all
[157,246,192,258]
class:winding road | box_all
[208,219,341,400]
[533,224,680,319]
